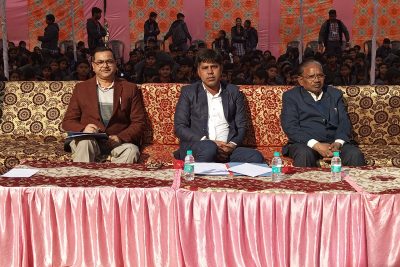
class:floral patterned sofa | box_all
[0,81,399,173]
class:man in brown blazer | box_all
[62,46,146,163]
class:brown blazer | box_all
[62,77,145,145]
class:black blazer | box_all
[174,81,247,150]
[281,85,353,154]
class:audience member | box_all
[231,18,246,57]
[86,7,107,54]
[213,30,230,53]
[144,12,160,44]
[163,13,192,52]
[244,20,258,52]
[253,68,268,85]
[318,9,350,57]
[38,14,59,58]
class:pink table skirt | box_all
[1,187,399,266]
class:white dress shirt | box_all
[201,83,230,142]
[306,90,344,148]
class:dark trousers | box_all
[326,41,342,57]
[286,143,366,167]
[177,140,265,163]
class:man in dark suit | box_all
[281,60,365,167]
[62,47,145,163]
[174,49,264,163]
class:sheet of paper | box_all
[228,163,272,177]
[194,163,229,175]
[1,168,39,178]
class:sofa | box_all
[0,81,399,173]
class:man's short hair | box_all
[177,13,185,19]
[297,60,323,75]
[92,47,116,60]
[145,50,157,59]
[92,7,102,16]
[254,68,267,80]
[46,14,55,23]
[329,9,336,15]
[383,38,391,44]
[150,12,157,18]
[195,49,223,68]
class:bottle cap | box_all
[273,151,280,157]
[333,151,340,157]
[187,150,193,155]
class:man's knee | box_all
[249,150,265,163]
[290,144,318,167]
[111,143,140,163]
[343,146,366,166]
[70,138,99,162]
[193,140,218,162]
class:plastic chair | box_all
[108,40,124,65]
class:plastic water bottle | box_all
[183,150,195,181]
[271,151,284,182]
[331,151,342,182]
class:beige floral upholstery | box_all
[0,82,399,173]
[339,85,400,145]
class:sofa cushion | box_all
[0,81,75,140]
[0,135,71,171]
[139,144,178,165]
[359,145,400,167]
[339,85,400,146]
[240,85,291,147]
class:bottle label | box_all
[331,165,341,173]
[272,166,281,173]
[184,163,194,173]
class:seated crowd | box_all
[2,37,400,85]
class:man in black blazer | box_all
[174,49,264,163]
[281,60,365,167]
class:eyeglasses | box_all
[92,59,116,66]
[301,74,325,81]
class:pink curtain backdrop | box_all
[5,0,29,44]
[183,0,205,42]
[1,186,400,266]
[105,1,130,61]
[266,0,281,57]
[257,0,269,52]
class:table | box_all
[1,161,400,266]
